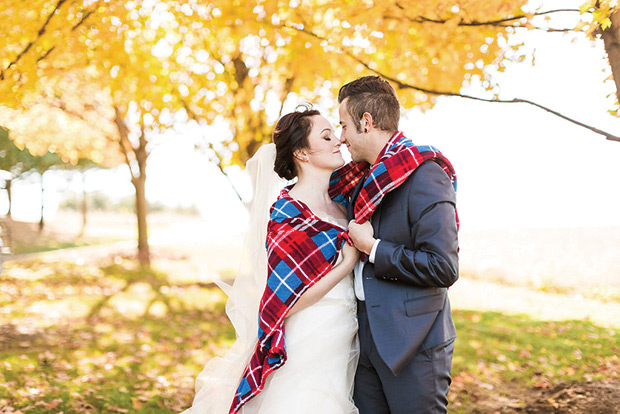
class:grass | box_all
[5,212,137,256]
[0,258,235,413]
[12,239,100,255]
[9,226,130,256]
[448,311,620,412]
[0,257,618,413]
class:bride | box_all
[183,107,367,414]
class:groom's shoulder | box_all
[407,161,456,205]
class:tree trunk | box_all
[39,173,44,232]
[600,9,620,105]
[6,179,11,218]
[132,175,149,266]
[113,105,150,267]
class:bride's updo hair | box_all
[272,105,320,180]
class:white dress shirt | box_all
[353,238,381,301]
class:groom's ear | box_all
[361,112,373,133]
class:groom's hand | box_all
[348,220,375,255]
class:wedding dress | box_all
[183,145,359,414]
[241,215,359,414]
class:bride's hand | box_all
[340,241,361,267]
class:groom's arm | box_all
[373,161,458,288]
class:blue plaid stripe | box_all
[267,261,303,303]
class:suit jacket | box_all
[350,160,459,376]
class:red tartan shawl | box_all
[329,131,458,227]
[229,188,352,413]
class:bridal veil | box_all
[183,143,286,414]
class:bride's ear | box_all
[293,149,309,162]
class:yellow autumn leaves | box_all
[0,0,604,166]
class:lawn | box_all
[1,255,619,413]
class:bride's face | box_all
[302,115,345,171]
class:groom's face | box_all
[338,99,366,163]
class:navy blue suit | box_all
[350,160,459,413]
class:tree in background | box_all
[0,125,70,229]
[1,0,619,264]
[175,0,620,149]
[30,150,64,231]
[0,1,318,265]
[206,1,617,141]
[577,0,620,116]
[0,127,35,218]
[71,158,101,237]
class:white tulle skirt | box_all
[183,273,359,414]
[241,273,359,414]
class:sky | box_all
[4,0,620,234]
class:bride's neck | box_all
[290,169,332,205]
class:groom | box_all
[340,76,459,413]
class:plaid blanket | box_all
[329,131,458,226]
[229,188,352,413]
[328,159,369,207]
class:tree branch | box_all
[45,97,138,179]
[113,106,138,179]
[384,15,580,32]
[384,7,583,33]
[389,6,582,28]
[353,56,620,142]
[136,116,148,175]
[527,27,579,33]
[36,46,56,64]
[5,3,99,75]
[71,8,97,32]
[49,97,118,142]
[0,0,68,80]
[277,22,620,143]
[35,6,98,65]
[278,77,295,119]
[181,99,245,203]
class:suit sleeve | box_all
[373,161,459,288]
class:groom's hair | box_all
[272,108,321,180]
[338,76,399,133]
